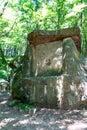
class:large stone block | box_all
[16,75,84,109]
[20,76,63,108]
[12,27,87,109]
[31,41,63,76]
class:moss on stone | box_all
[37,69,63,76]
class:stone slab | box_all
[28,27,81,52]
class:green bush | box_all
[9,99,34,112]
[0,70,9,79]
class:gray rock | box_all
[12,28,87,109]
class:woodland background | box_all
[0,0,87,80]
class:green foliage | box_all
[9,99,34,112]
[0,70,9,79]
[0,0,87,82]
[0,55,11,79]
[18,103,33,111]
[0,0,87,55]
[8,100,20,107]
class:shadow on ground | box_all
[0,92,87,130]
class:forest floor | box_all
[0,92,87,130]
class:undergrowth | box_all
[9,99,34,112]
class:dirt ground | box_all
[0,92,87,130]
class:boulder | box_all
[0,79,9,92]
[12,27,87,109]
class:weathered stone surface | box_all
[20,76,63,108]
[12,28,87,109]
[28,27,81,52]
[0,79,9,92]
[31,41,63,76]
[63,38,80,75]
[61,38,87,108]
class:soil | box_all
[0,92,87,130]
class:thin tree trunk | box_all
[0,45,17,69]
[80,0,83,27]
[0,1,8,17]
[0,46,7,64]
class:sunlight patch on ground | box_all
[68,122,87,130]
[24,114,30,117]
[0,118,15,129]
[59,125,67,129]
[13,119,30,127]
[13,118,43,127]
[0,100,7,105]
[1,111,10,114]
[29,117,43,125]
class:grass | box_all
[9,99,34,112]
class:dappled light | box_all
[0,118,15,129]
[68,122,87,130]
[1,92,87,129]
[0,100,7,105]
[0,0,87,129]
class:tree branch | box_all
[0,1,8,17]
[0,20,17,38]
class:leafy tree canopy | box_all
[0,0,87,79]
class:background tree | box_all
[0,0,87,79]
